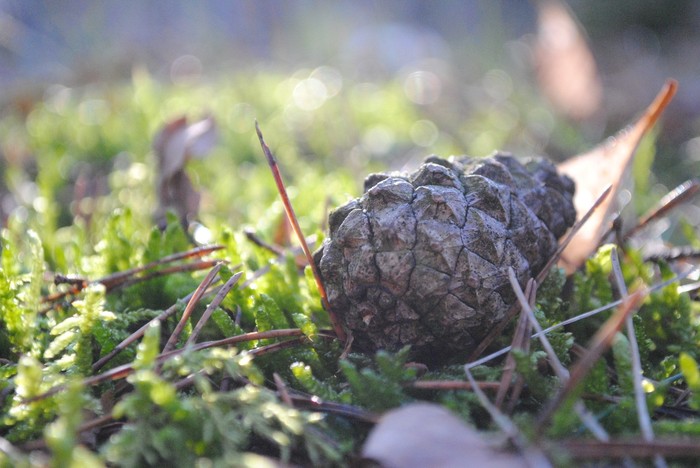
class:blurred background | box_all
[0,0,698,250]
[2,1,699,136]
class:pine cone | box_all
[315,153,576,362]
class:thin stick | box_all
[78,413,116,435]
[99,245,224,290]
[244,228,285,256]
[537,185,613,284]
[610,247,667,468]
[93,288,204,371]
[255,121,347,342]
[509,271,569,380]
[288,393,379,423]
[559,438,700,459]
[464,369,527,442]
[504,281,538,414]
[240,241,301,286]
[465,367,552,467]
[112,260,221,291]
[32,329,309,402]
[162,262,223,353]
[17,414,121,451]
[678,281,700,295]
[172,339,306,394]
[409,380,501,391]
[508,269,610,441]
[624,178,700,240]
[239,239,315,290]
[41,245,223,308]
[495,280,534,409]
[32,339,308,452]
[465,267,696,369]
[536,288,646,435]
[244,227,313,269]
[41,261,222,315]
[245,336,305,357]
[187,271,243,345]
[274,372,293,406]
[645,246,700,263]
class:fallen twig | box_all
[35,329,310,403]
[465,267,697,369]
[508,270,610,442]
[163,262,223,353]
[465,367,552,467]
[255,121,347,343]
[187,271,243,345]
[559,438,700,459]
[408,380,501,391]
[535,288,646,435]
[610,247,666,468]
[42,245,224,311]
[495,279,534,410]
[624,178,700,240]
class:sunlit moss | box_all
[0,67,698,466]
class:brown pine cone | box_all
[314,153,576,362]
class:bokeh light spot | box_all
[283,104,313,131]
[684,136,700,162]
[310,66,343,97]
[482,69,513,101]
[44,85,72,115]
[191,222,213,245]
[293,78,328,111]
[403,70,441,105]
[170,55,202,84]
[362,126,395,155]
[410,119,438,147]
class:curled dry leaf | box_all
[534,0,602,121]
[361,402,527,468]
[153,114,218,226]
[557,80,678,274]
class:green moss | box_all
[0,70,698,466]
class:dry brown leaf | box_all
[557,80,677,274]
[153,115,218,226]
[534,0,602,121]
[361,403,527,468]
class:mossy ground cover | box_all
[0,72,699,466]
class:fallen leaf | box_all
[361,403,527,468]
[534,0,602,121]
[153,115,218,226]
[557,80,677,274]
